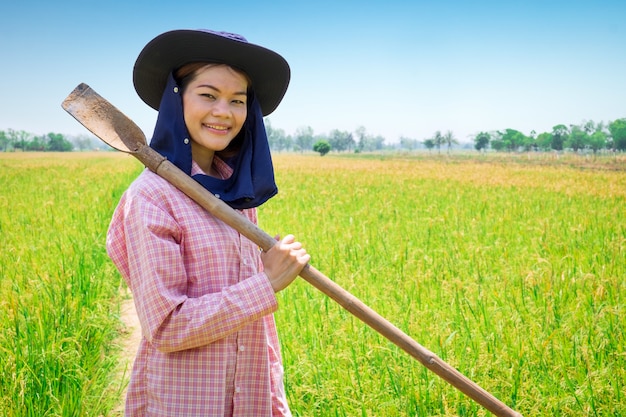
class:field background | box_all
[1,152,624,416]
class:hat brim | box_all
[133,30,290,116]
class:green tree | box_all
[551,124,569,151]
[498,129,528,151]
[0,130,8,151]
[423,138,435,152]
[328,129,355,152]
[46,133,73,151]
[26,135,46,151]
[443,130,458,154]
[583,120,598,134]
[355,126,386,152]
[522,130,537,151]
[369,135,385,151]
[8,129,31,151]
[566,125,590,151]
[490,136,506,151]
[579,120,608,152]
[355,126,368,152]
[399,136,420,151]
[294,126,314,152]
[265,119,292,151]
[589,130,608,152]
[535,132,552,151]
[473,131,490,152]
[313,140,331,156]
[490,130,505,151]
[432,131,444,154]
[608,118,626,151]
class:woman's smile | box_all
[203,122,232,134]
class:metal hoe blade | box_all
[61,83,147,153]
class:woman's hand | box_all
[261,234,310,292]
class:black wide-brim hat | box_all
[133,29,290,116]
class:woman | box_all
[107,29,309,417]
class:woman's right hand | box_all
[261,234,310,292]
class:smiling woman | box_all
[104,29,310,417]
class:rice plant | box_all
[261,154,626,416]
[1,152,624,416]
[0,153,142,416]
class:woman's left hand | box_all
[261,234,310,292]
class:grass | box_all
[0,152,143,416]
[261,153,626,416]
[1,151,624,416]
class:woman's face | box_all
[182,64,248,165]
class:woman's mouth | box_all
[203,123,230,134]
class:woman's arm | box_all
[107,184,278,353]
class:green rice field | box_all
[1,152,625,416]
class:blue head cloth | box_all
[149,73,277,209]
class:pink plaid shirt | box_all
[107,158,292,417]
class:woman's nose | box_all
[210,99,230,116]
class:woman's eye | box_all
[200,93,216,99]
[232,99,246,105]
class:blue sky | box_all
[1,0,625,144]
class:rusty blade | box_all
[61,83,147,153]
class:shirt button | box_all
[239,345,245,352]
[235,386,241,393]
[183,138,189,144]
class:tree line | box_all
[0,129,110,152]
[469,118,626,154]
[266,123,376,154]
[267,118,626,156]
[266,122,430,155]
[2,117,625,155]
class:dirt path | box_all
[114,292,141,415]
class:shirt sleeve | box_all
[108,182,279,353]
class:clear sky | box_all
[1,0,625,144]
